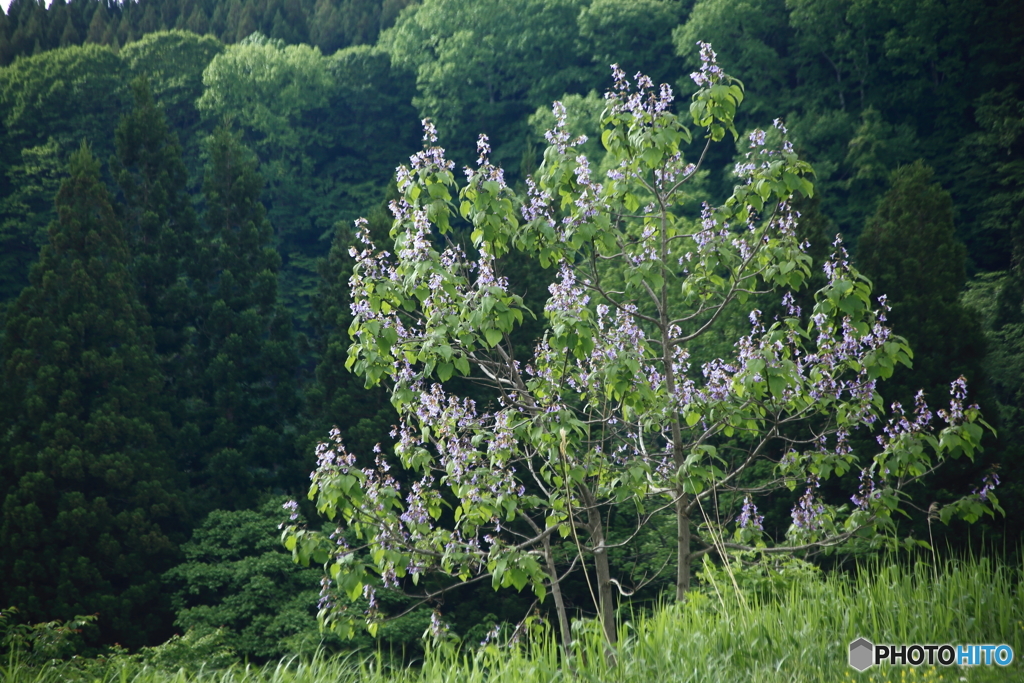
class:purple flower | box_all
[545,101,570,154]
[476,134,491,166]
[480,624,502,647]
[545,263,589,313]
[850,469,879,510]
[782,292,801,318]
[938,376,972,425]
[822,234,851,282]
[974,472,999,502]
[738,496,764,531]
[605,65,675,121]
[690,42,722,87]
[792,476,825,531]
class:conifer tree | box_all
[857,161,988,407]
[181,125,301,510]
[85,3,108,44]
[112,76,201,359]
[857,161,994,536]
[0,142,184,647]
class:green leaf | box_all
[437,362,454,382]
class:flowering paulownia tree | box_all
[283,44,999,649]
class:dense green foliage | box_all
[113,77,201,360]
[3,555,1023,681]
[164,500,326,660]
[0,143,184,648]
[858,162,988,419]
[181,124,301,510]
[0,43,127,308]
[1,0,1022,664]
[0,0,415,66]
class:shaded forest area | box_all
[0,0,414,64]
[1,0,1023,661]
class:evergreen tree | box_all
[59,16,80,46]
[857,160,994,541]
[179,125,301,511]
[112,76,201,359]
[309,0,344,54]
[857,161,987,407]
[0,142,184,647]
[85,3,108,44]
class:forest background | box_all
[1,0,1023,664]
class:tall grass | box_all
[3,555,1020,683]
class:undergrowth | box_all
[2,555,1020,683]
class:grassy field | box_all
[3,555,1021,683]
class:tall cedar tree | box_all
[857,160,994,538]
[857,162,987,411]
[0,143,184,647]
[182,125,300,511]
[112,77,200,360]
[111,77,207,496]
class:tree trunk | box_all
[543,532,573,652]
[582,488,617,648]
[676,488,691,600]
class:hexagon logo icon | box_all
[849,638,875,671]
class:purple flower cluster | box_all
[792,475,826,531]
[363,584,380,618]
[465,133,507,187]
[700,358,739,403]
[690,42,722,87]
[626,225,661,267]
[692,202,730,254]
[850,468,880,510]
[474,246,508,292]
[486,409,517,456]
[738,495,764,531]
[318,576,334,612]
[781,291,801,318]
[566,154,604,229]
[822,234,851,282]
[607,64,675,122]
[974,472,999,502]
[878,390,938,448]
[545,263,590,314]
[405,119,454,180]
[653,152,690,189]
[397,209,433,262]
[314,427,358,473]
[480,623,502,647]
[937,376,977,426]
[521,175,556,228]
[429,611,450,639]
[545,101,571,154]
